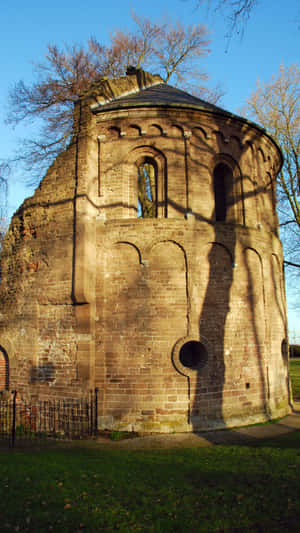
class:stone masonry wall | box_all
[0,141,83,399]
[88,100,288,431]
[0,72,290,430]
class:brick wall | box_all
[0,72,290,430]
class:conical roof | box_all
[91,82,237,119]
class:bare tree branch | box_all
[188,0,258,37]
[284,260,300,269]
[242,63,300,270]
[5,12,216,184]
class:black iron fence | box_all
[0,389,98,448]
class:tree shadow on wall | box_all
[74,125,289,431]
[188,126,288,431]
[3,122,289,431]
[191,233,234,429]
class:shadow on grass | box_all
[0,439,299,533]
[190,428,300,449]
[1,429,300,454]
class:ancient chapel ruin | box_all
[0,69,291,432]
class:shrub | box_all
[290,345,300,358]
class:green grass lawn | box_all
[0,361,299,532]
[290,359,300,399]
[0,442,300,532]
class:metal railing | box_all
[0,389,98,448]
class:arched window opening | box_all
[0,347,9,391]
[138,160,157,218]
[129,146,166,219]
[213,163,233,222]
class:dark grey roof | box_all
[91,82,237,119]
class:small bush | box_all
[290,344,300,358]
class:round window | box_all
[179,341,208,370]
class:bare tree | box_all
[243,64,300,269]
[189,1,299,39]
[6,12,211,184]
[189,0,258,36]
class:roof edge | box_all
[86,71,283,173]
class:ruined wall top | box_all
[81,68,163,107]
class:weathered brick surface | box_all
[0,70,290,430]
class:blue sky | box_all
[0,0,299,333]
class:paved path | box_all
[88,401,300,450]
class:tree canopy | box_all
[6,12,213,184]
